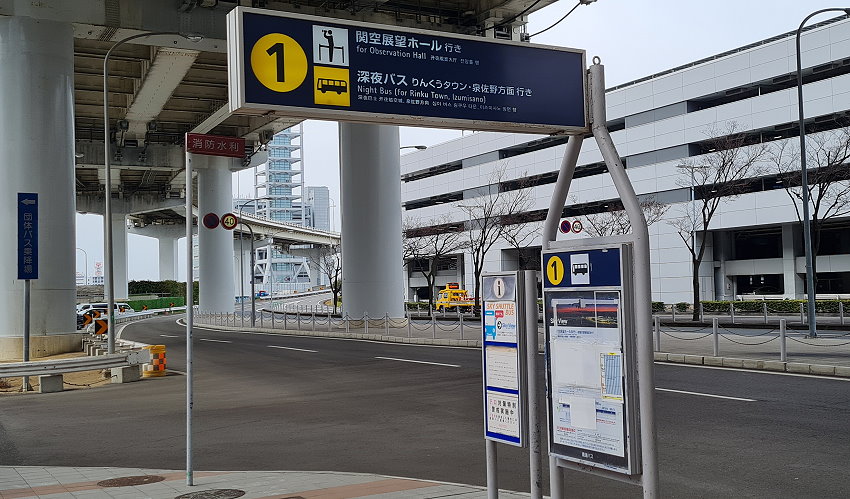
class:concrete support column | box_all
[339,123,404,318]
[782,224,803,298]
[0,16,77,359]
[197,156,236,311]
[111,213,129,299]
[159,237,179,281]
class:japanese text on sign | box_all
[186,133,246,159]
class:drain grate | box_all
[174,489,246,499]
[97,475,166,487]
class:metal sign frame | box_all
[227,7,588,134]
[542,236,641,476]
[481,271,528,447]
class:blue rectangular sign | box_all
[543,247,621,288]
[228,7,587,134]
[17,193,38,280]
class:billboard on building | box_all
[227,7,588,134]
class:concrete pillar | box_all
[339,123,404,318]
[159,237,178,281]
[782,224,803,298]
[197,155,237,311]
[0,17,77,360]
[111,213,129,299]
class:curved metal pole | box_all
[103,31,187,353]
[796,8,849,338]
[76,247,88,285]
[542,135,584,249]
[590,62,659,498]
[237,218,257,327]
[236,199,260,323]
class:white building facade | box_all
[402,17,850,304]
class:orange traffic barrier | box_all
[142,344,167,378]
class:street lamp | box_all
[400,145,428,151]
[103,31,201,353]
[796,8,850,338]
[236,198,261,326]
[527,0,598,39]
[75,248,88,285]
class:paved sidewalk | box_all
[0,467,527,499]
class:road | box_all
[1,315,849,498]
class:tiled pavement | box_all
[0,467,529,499]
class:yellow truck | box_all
[434,283,475,312]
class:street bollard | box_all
[841,302,845,326]
[345,315,350,334]
[312,312,316,331]
[800,302,805,324]
[653,315,661,351]
[407,315,412,338]
[385,314,390,336]
[712,318,719,357]
[284,312,288,330]
[780,319,787,361]
[432,315,437,339]
[364,314,369,336]
[460,313,464,340]
[699,302,705,322]
[271,311,275,329]
[328,312,332,332]
[730,302,736,324]
[260,311,264,328]
[671,304,676,322]
[297,311,301,330]
[763,302,768,325]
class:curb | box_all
[653,352,850,378]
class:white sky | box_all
[76,1,846,282]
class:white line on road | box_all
[199,338,232,343]
[375,356,460,368]
[160,334,181,338]
[656,387,756,402]
[268,345,317,353]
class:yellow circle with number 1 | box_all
[250,33,308,93]
[546,256,564,286]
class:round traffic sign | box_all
[559,220,572,234]
[572,220,583,233]
[220,213,238,230]
[202,212,220,229]
[251,33,308,93]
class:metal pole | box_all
[297,311,301,330]
[671,304,676,322]
[590,62,659,498]
[840,301,845,326]
[385,313,390,336]
[763,302,768,324]
[460,312,464,340]
[780,319,787,361]
[712,317,719,357]
[523,270,542,499]
[365,314,369,335]
[432,314,436,339]
[794,9,848,338]
[730,302,735,324]
[328,311,332,332]
[699,302,705,322]
[486,439,498,499]
[250,232,256,327]
[549,456,564,499]
[800,302,805,324]
[407,316,412,337]
[22,280,30,391]
[654,315,661,352]
[184,148,195,486]
[312,311,315,331]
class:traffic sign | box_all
[572,220,583,233]
[227,8,588,134]
[559,220,571,234]
[221,213,238,230]
[17,193,38,280]
[81,314,93,327]
[203,213,220,229]
[94,319,108,335]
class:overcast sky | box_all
[76,0,847,282]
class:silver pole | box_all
[712,318,719,357]
[590,62,659,498]
[699,302,705,322]
[185,148,195,486]
[840,302,845,326]
[460,312,464,340]
[653,315,661,352]
[795,9,848,338]
[780,319,787,361]
[432,314,436,339]
[671,304,676,322]
[385,313,390,336]
[763,302,768,324]
[730,302,735,324]
[549,456,564,499]
[22,279,30,391]
[541,135,584,245]
[800,302,805,324]
[523,270,542,499]
[486,439,498,499]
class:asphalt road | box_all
[1,315,849,498]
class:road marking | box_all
[160,334,181,338]
[268,345,317,353]
[655,387,756,402]
[200,338,231,343]
[656,362,850,382]
[375,356,460,368]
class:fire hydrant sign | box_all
[482,273,526,446]
[227,7,587,134]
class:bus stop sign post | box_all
[18,193,38,392]
[540,60,659,498]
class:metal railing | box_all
[0,351,147,378]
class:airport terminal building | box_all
[401,16,850,304]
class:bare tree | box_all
[581,196,669,238]
[673,123,767,319]
[462,165,534,311]
[315,244,342,314]
[402,215,466,311]
[501,219,542,270]
[770,128,850,292]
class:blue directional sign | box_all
[227,7,587,134]
[17,193,38,280]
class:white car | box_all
[76,302,135,314]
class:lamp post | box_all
[103,31,201,353]
[75,247,88,285]
[796,8,850,338]
[236,199,262,326]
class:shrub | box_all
[651,302,665,313]
[674,302,690,312]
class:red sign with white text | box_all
[186,133,246,158]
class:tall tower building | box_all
[255,124,304,223]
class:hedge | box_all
[697,299,850,314]
[127,296,186,311]
[128,280,199,304]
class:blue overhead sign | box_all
[17,193,38,280]
[227,7,588,134]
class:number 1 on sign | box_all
[266,42,285,82]
[547,256,564,285]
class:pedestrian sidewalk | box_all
[0,466,527,499]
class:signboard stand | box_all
[18,193,38,392]
[540,60,659,498]
[481,271,542,498]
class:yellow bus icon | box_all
[314,66,350,107]
[317,78,348,94]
